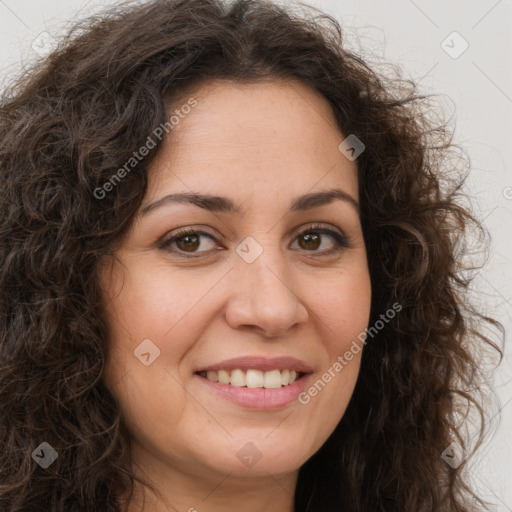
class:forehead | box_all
[147,79,359,203]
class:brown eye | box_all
[160,229,219,256]
[298,232,321,250]
[159,224,350,259]
[291,225,351,255]
[176,233,201,252]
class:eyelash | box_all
[158,223,351,259]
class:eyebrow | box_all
[139,188,359,217]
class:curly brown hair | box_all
[0,0,504,510]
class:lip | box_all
[194,371,313,410]
[194,356,314,374]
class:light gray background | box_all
[1,0,511,509]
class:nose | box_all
[224,250,309,338]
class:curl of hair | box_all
[0,0,503,510]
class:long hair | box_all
[0,0,503,510]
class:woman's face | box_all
[99,79,371,485]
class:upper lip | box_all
[195,356,314,374]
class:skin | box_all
[99,79,372,512]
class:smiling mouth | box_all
[195,369,308,388]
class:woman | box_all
[0,0,503,510]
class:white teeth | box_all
[263,369,282,389]
[202,368,303,388]
[230,369,246,387]
[218,370,230,384]
[206,370,219,382]
[246,369,264,388]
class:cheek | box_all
[311,264,372,353]
[99,264,206,454]
[99,259,231,428]
[102,260,229,357]
[296,265,370,436]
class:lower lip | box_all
[194,373,312,410]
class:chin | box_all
[199,433,313,477]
